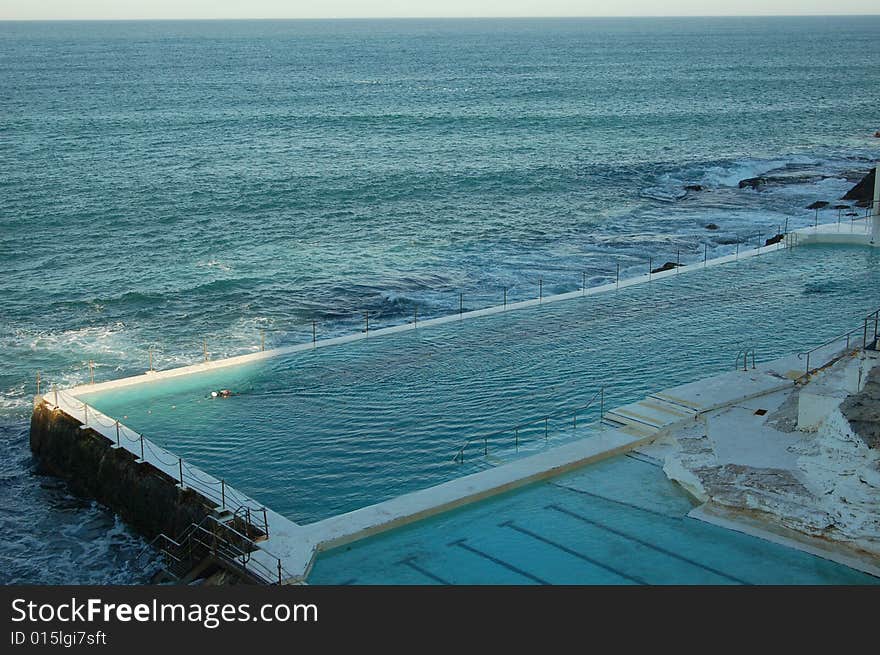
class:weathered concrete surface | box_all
[29,402,214,541]
[662,352,880,569]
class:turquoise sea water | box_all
[1,17,879,583]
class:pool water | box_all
[308,455,879,585]
[81,244,880,524]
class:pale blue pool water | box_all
[81,244,880,524]
[308,455,879,584]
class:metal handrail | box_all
[734,347,756,371]
[137,514,291,585]
[452,387,605,464]
[797,307,880,374]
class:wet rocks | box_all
[651,261,683,274]
[765,233,785,246]
[843,168,876,207]
[739,177,765,189]
[704,223,719,230]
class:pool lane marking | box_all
[447,539,550,585]
[397,556,452,585]
[546,504,751,585]
[549,482,684,520]
[499,520,646,585]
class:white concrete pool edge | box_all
[689,503,880,578]
[65,230,807,399]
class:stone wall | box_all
[29,400,215,541]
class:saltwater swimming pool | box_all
[308,455,879,584]
[80,244,880,524]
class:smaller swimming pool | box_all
[308,455,879,585]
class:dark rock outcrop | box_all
[764,233,785,246]
[685,184,703,192]
[842,168,876,208]
[704,223,719,230]
[840,366,880,449]
[739,177,765,190]
[807,201,829,210]
[651,261,683,274]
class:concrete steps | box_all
[602,396,699,438]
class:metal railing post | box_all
[36,371,40,395]
[83,403,88,426]
[648,257,652,280]
[503,287,507,308]
[115,420,120,447]
[221,480,226,509]
[615,262,620,289]
[278,560,283,585]
[364,311,369,334]
[89,359,94,384]
[139,434,145,460]
[676,248,680,271]
[784,217,789,234]
[148,347,153,372]
[459,293,463,317]
[312,320,317,346]
[413,306,418,327]
[179,458,184,488]
[260,330,265,352]
[544,417,548,440]
[483,437,487,456]
[704,243,707,267]
[600,387,605,420]
[515,426,519,450]
[53,384,58,407]
[864,318,869,351]
[582,271,586,295]
[735,242,739,259]
[539,277,543,302]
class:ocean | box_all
[1,16,878,583]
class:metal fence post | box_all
[36,371,41,395]
[648,257,652,280]
[179,458,184,488]
[544,417,549,440]
[140,434,145,460]
[676,248,680,271]
[515,426,519,450]
[115,420,120,447]
[83,403,88,426]
[312,320,317,346]
[459,293,463,317]
[89,360,94,384]
[539,277,543,302]
[364,311,369,334]
[582,271,586,295]
[615,262,620,290]
[221,480,226,509]
[53,384,58,407]
[503,287,507,308]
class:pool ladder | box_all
[735,347,756,371]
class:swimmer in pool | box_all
[210,389,233,398]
